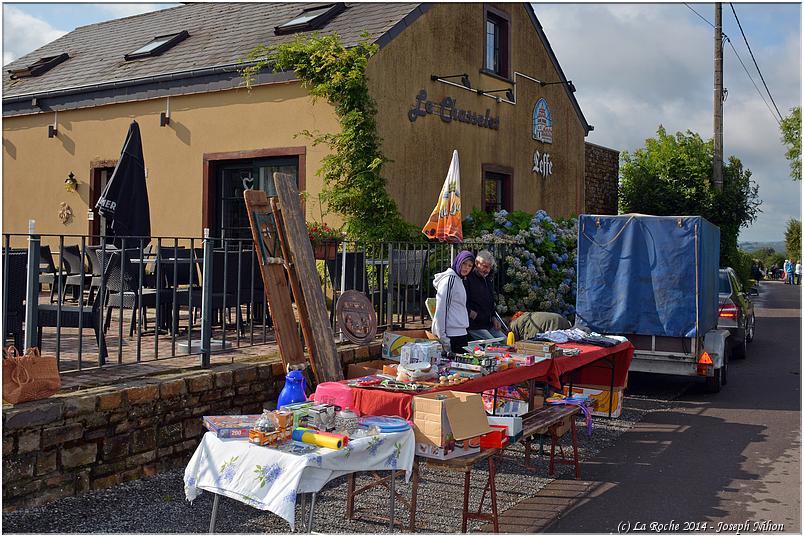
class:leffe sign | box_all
[532,151,553,178]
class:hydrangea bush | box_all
[462,208,578,320]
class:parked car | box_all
[718,267,756,359]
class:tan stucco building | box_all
[3,3,599,241]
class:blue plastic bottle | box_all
[277,369,307,408]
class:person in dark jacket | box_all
[464,250,506,341]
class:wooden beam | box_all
[243,189,307,370]
[273,172,343,382]
[270,196,319,383]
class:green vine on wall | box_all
[242,33,415,241]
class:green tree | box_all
[241,34,415,241]
[785,218,801,261]
[619,127,762,270]
[780,107,801,181]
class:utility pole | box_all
[713,2,724,191]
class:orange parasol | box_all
[422,149,463,243]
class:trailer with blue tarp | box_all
[575,214,730,392]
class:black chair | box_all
[384,248,430,322]
[85,245,105,305]
[39,245,71,303]
[176,248,263,333]
[37,293,108,363]
[326,251,368,292]
[61,245,91,303]
[2,250,28,349]
[98,248,169,336]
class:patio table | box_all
[184,428,415,532]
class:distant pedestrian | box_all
[796,260,801,285]
[784,259,793,284]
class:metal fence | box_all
[2,228,514,373]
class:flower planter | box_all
[313,241,339,260]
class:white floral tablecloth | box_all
[184,430,415,529]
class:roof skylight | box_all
[8,53,70,79]
[275,3,346,35]
[125,30,189,61]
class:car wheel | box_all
[746,315,755,343]
[732,329,748,360]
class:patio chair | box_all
[61,245,91,303]
[385,248,430,322]
[39,245,71,303]
[98,248,172,336]
[37,291,108,362]
[85,245,105,305]
[326,251,368,293]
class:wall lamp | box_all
[540,79,576,93]
[64,172,78,193]
[477,87,515,103]
[48,110,58,138]
[160,96,170,127]
[430,73,471,89]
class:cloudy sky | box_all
[3,2,801,243]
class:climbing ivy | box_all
[242,33,416,241]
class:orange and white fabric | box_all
[422,149,463,243]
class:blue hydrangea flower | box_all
[504,221,513,228]
[493,229,505,237]
[551,263,558,271]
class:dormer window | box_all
[8,53,69,79]
[274,3,346,35]
[125,30,189,61]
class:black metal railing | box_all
[2,230,517,372]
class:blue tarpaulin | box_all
[575,214,720,338]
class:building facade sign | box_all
[408,89,500,130]
[532,98,553,143]
[533,151,553,178]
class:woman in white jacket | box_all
[431,250,475,353]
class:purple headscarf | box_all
[451,250,475,276]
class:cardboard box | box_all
[382,330,437,360]
[415,439,480,460]
[412,390,492,449]
[486,415,523,438]
[480,425,510,449]
[562,384,624,418]
[516,341,556,354]
[203,415,261,438]
[346,359,396,379]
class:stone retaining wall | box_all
[2,342,382,511]
[584,142,619,215]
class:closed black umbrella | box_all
[96,120,151,241]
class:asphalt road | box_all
[547,280,801,534]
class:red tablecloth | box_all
[349,341,634,418]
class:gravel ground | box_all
[3,374,689,534]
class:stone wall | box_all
[2,342,382,511]
[584,142,620,215]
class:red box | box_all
[479,425,510,449]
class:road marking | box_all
[754,307,801,318]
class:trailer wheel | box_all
[705,349,728,393]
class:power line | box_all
[725,37,781,126]
[683,3,782,126]
[729,3,784,122]
[684,3,715,28]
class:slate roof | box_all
[3,2,422,98]
[2,2,590,132]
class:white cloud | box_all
[2,6,66,65]
[535,3,802,242]
[98,4,170,19]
